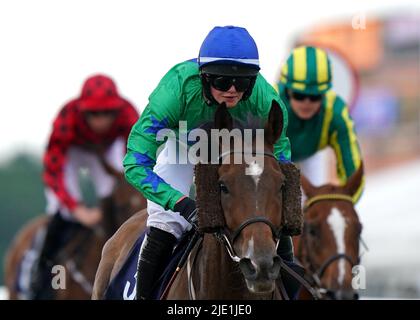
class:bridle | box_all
[298,193,363,299]
[207,150,317,300]
[184,149,319,300]
[214,150,283,262]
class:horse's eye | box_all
[306,224,319,237]
[219,182,229,194]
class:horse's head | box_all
[299,164,363,300]
[196,101,302,295]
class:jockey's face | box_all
[288,90,323,120]
[207,74,252,108]
[210,85,244,108]
[84,110,117,134]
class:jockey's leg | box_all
[29,212,81,299]
[136,227,177,300]
[136,140,194,299]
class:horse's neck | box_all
[194,234,274,300]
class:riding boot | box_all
[136,227,177,300]
[29,213,69,300]
[277,234,305,300]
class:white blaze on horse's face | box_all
[246,160,264,212]
[246,160,264,187]
[327,207,347,286]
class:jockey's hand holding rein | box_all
[174,196,197,228]
[73,205,103,227]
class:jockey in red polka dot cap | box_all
[29,74,139,299]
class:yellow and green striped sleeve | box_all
[328,98,365,202]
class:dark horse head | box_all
[195,101,302,296]
[297,164,364,300]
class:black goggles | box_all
[205,75,254,92]
[290,91,323,102]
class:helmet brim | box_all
[200,63,259,77]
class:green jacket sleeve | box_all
[123,82,185,211]
[274,97,292,162]
[329,100,364,202]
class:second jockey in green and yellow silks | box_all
[276,46,364,202]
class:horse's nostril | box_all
[239,258,257,280]
[269,256,281,279]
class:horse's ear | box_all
[300,174,316,198]
[344,162,364,197]
[214,102,233,131]
[279,162,303,236]
[264,100,283,146]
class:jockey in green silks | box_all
[275,46,364,202]
[124,26,302,300]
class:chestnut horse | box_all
[92,101,303,299]
[4,161,146,300]
[293,164,364,300]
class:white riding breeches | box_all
[298,149,331,205]
[45,138,126,220]
[146,139,194,240]
[298,149,330,187]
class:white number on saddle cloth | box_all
[123,273,137,300]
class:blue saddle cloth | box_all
[104,229,193,300]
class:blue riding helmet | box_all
[198,26,260,77]
[198,26,260,103]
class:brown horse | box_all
[92,101,303,299]
[293,163,364,300]
[4,161,146,300]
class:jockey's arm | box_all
[123,85,185,212]
[272,98,292,162]
[43,106,80,212]
[329,105,365,202]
